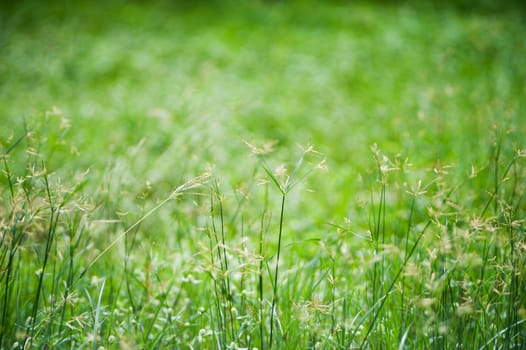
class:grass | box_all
[1,0,526,348]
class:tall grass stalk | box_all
[208,179,236,348]
[269,192,286,347]
[399,190,417,341]
[258,147,313,348]
[258,184,270,350]
[26,167,60,347]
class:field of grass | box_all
[1,0,525,348]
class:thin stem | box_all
[27,169,60,346]
[269,193,286,348]
[400,194,416,341]
[259,184,269,350]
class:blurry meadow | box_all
[1,0,525,348]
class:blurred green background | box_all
[1,0,525,225]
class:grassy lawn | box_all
[1,0,525,348]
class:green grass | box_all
[1,0,525,348]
